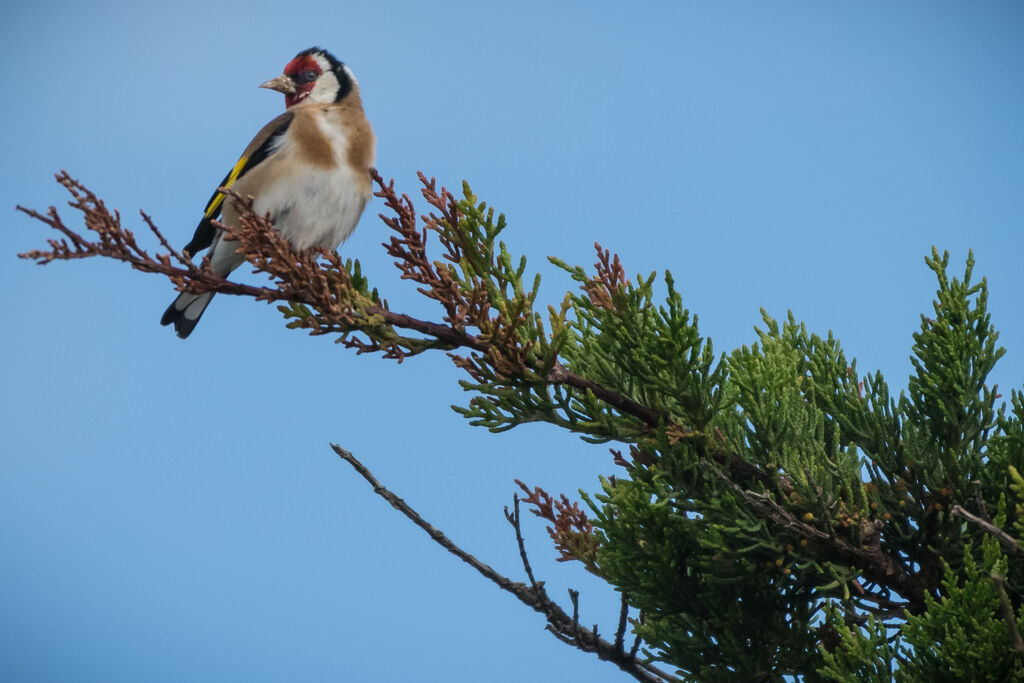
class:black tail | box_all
[160,291,216,339]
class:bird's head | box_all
[259,47,354,108]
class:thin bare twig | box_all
[973,481,990,521]
[951,505,1024,558]
[615,592,630,654]
[569,588,581,633]
[331,444,679,683]
[504,494,539,587]
[992,573,1024,658]
[630,626,644,659]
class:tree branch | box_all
[331,444,679,683]
[18,170,948,621]
[17,172,781,492]
[704,458,927,613]
[951,505,1024,559]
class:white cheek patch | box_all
[309,71,341,104]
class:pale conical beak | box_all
[259,75,296,94]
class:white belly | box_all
[254,163,368,251]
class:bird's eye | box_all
[294,69,319,85]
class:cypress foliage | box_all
[18,172,1024,680]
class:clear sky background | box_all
[3,2,1023,681]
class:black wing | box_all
[183,116,293,256]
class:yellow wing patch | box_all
[204,155,250,220]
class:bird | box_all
[161,47,375,338]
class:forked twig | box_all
[331,444,679,683]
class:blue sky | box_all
[3,2,1023,681]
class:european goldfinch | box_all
[161,47,375,338]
